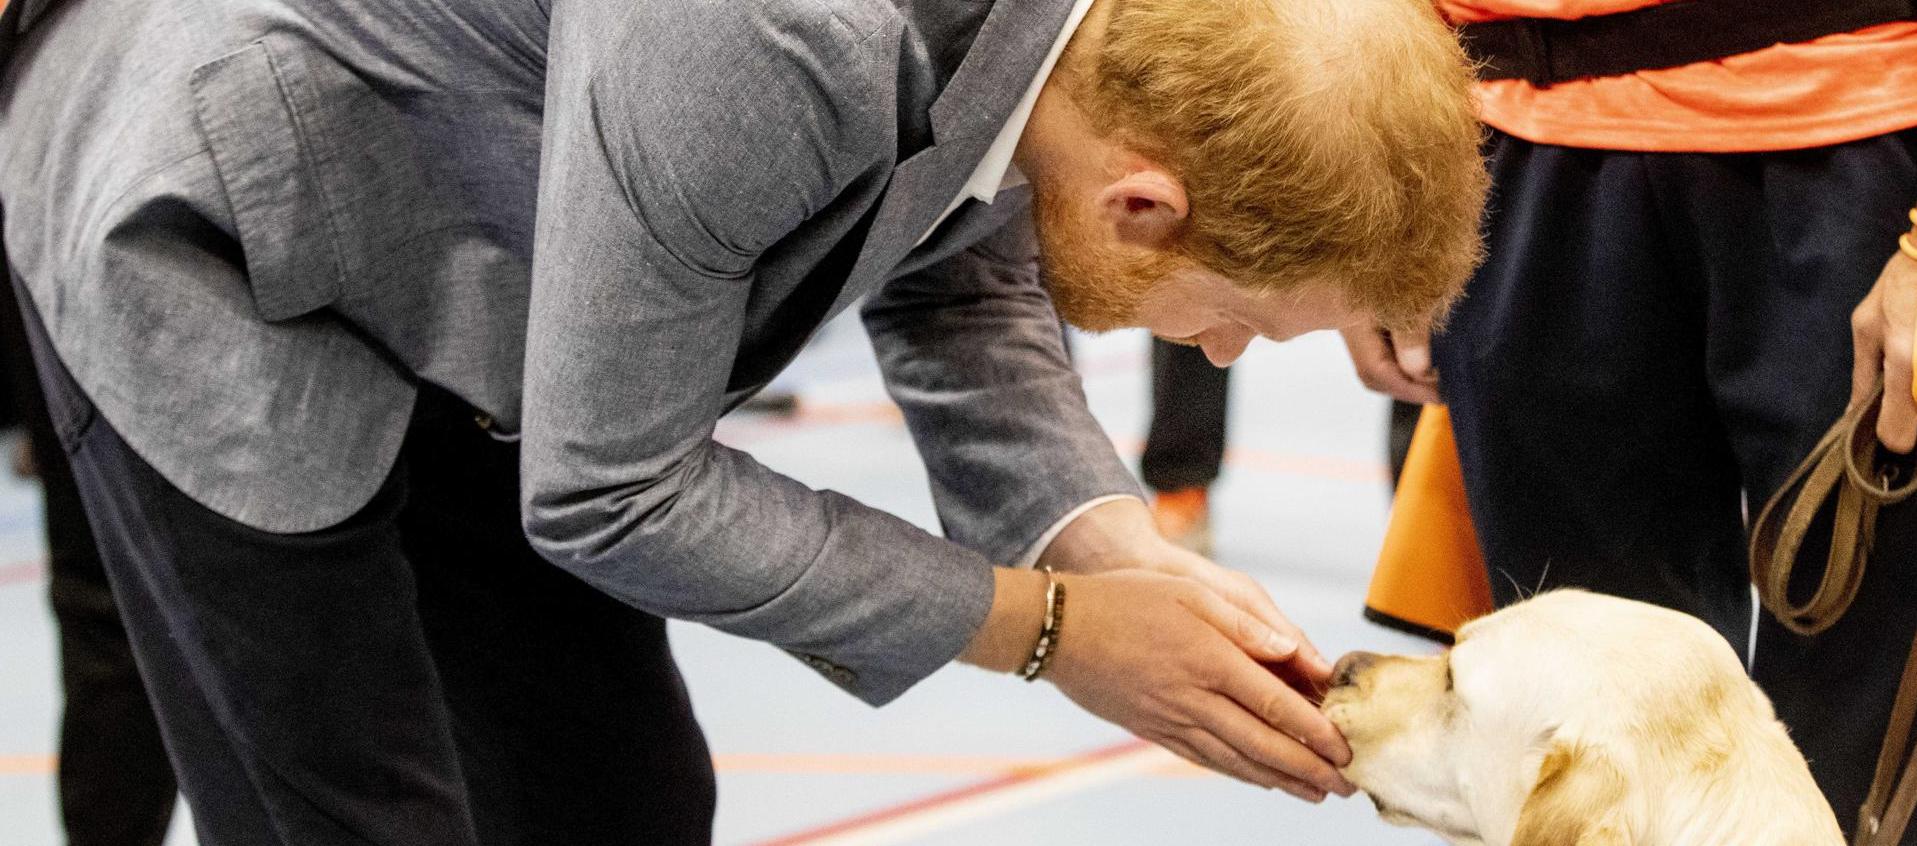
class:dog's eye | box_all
[1443,661,1454,692]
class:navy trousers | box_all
[1434,127,1917,838]
[16,280,717,846]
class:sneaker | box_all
[1150,487,1213,557]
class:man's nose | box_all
[1329,651,1381,688]
[1198,327,1252,367]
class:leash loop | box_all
[1750,381,1917,846]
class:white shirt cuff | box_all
[1012,494,1141,569]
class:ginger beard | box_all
[1030,174,1182,333]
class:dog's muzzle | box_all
[1330,651,1381,689]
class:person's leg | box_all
[400,386,717,845]
[1141,339,1230,493]
[0,277,178,844]
[1703,129,1917,839]
[1431,132,1752,649]
[41,431,178,846]
[15,280,480,846]
[1143,339,1230,552]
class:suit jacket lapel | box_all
[829,0,1076,316]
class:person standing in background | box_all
[1343,1,1917,834]
[0,4,181,833]
[1141,339,1231,554]
[1141,338,1422,557]
[0,285,177,844]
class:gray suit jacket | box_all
[0,0,1141,704]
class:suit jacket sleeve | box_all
[863,206,1144,566]
[522,5,993,706]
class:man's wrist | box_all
[1015,494,1137,569]
[1034,496,1163,574]
[958,567,1050,673]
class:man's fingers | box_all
[1186,586,1297,664]
[1217,651,1353,770]
[1171,727,1327,801]
[1882,330,1917,453]
[1188,689,1354,796]
[1340,325,1441,403]
[1357,363,1440,404]
[1853,292,1886,410]
[1393,327,1436,384]
[1168,556,1333,691]
[1393,381,1441,405]
[1187,584,1336,704]
[1216,570,1332,677]
[1199,580,1335,683]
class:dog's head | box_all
[1321,590,1758,846]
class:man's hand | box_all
[1049,570,1355,801]
[1852,247,1917,454]
[1341,324,1440,405]
[1141,541,1334,695]
[1009,498,1350,798]
[1036,498,1333,684]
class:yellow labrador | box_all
[1321,590,1842,845]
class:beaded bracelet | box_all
[1018,568,1066,682]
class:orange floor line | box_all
[749,740,1160,846]
[0,751,1212,780]
[712,752,1210,779]
[0,559,46,587]
[714,753,1059,777]
[717,399,1393,483]
[0,755,54,775]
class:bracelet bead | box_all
[1018,569,1065,682]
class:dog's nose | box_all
[1330,651,1380,689]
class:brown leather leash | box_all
[1752,383,1917,846]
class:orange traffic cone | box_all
[1365,405,1494,644]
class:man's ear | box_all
[1510,739,1635,846]
[1096,169,1188,249]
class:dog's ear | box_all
[1510,739,1635,846]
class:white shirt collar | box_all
[917,0,1097,247]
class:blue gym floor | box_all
[0,316,1442,845]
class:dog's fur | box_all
[1321,590,1843,845]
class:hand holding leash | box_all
[1850,213,1917,454]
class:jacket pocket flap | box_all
[189,41,345,321]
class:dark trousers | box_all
[17,285,717,846]
[1433,128,1917,838]
[1142,339,1230,491]
[0,283,177,845]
